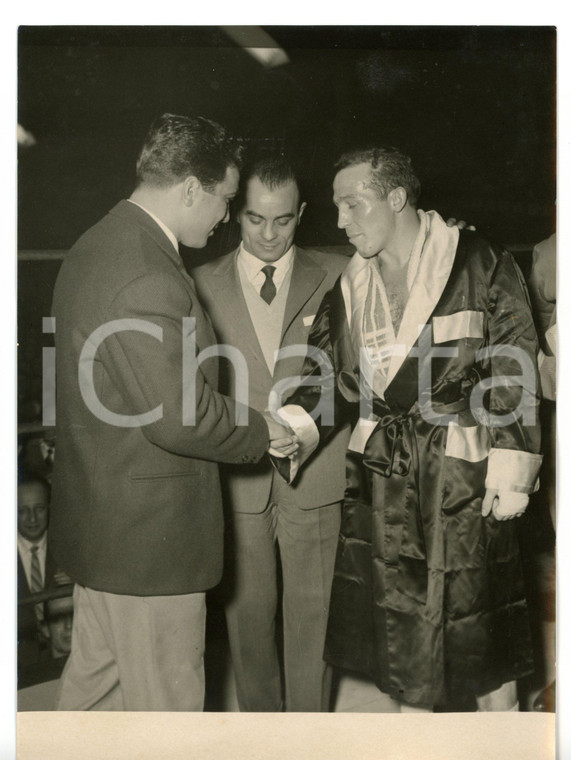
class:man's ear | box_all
[388,187,407,213]
[297,201,308,223]
[182,176,201,206]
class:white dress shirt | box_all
[127,199,179,253]
[237,245,295,373]
[237,244,294,295]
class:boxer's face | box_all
[333,162,396,259]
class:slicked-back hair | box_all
[135,113,242,191]
[236,148,304,211]
[335,146,421,206]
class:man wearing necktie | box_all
[17,477,58,666]
[193,151,351,711]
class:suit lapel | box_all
[45,545,58,588]
[281,248,327,341]
[17,553,30,596]
[207,251,273,381]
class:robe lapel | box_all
[385,216,459,389]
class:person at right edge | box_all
[271,146,543,712]
[527,233,556,713]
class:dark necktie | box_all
[260,265,277,305]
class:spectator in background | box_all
[527,233,556,713]
[528,233,556,408]
[17,477,57,666]
[20,433,56,485]
[41,595,74,660]
[18,593,74,695]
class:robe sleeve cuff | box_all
[269,405,320,484]
[485,448,543,494]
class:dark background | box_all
[17,25,556,414]
[19,26,556,252]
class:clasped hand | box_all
[262,411,300,458]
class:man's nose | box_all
[337,209,349,229]
[64,616,73,631]
[28,510,38,524]
[221,206,231,224]
[261,222,277,241]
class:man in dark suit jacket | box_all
[50,114,294,711]
[17,477,59,668]
[193,152,351,711]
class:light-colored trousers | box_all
[56,584,206,711]
[225,474,341,712]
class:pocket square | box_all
[303,314,316,327]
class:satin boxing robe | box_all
[277,212,542,709]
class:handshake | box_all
[262,411,300,459]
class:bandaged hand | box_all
[481,489,529,520]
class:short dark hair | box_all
[335,146,421,206]
[44,595,74,623]
[236,148,304,211]
[136,113,242,191]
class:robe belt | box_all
[362,396,473,479]
[361,396,474,626]
[362,411,415,478]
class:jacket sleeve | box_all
[94,271,269,463]
[480,250,543,493]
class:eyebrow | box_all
[333,193,357,205]
[245,210,296,221]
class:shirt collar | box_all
[18,531,47,553]
[127,199,179,254]
[237,243,295,284]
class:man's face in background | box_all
[17,482,49,542]
[238,177,306,263]
[44,596,74,658]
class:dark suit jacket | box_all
[50,201,269,596]
[193,246,351,513]
[17,542,58,667]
